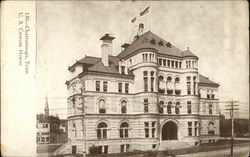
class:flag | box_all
[140,6,150,16]
[131,17,136,23]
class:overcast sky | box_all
[36,1,248,119]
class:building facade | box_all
[62,27,220,155]
[37,122,50,144]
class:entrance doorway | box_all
[162,121,178,140]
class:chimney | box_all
[100,34,115,67]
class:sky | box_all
[36,1,249,119]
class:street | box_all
[177,144,249,157]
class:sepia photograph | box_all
[1,1,249,157]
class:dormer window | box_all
[158,40,163,46]
[150,39,156,45]
[166,42,171,47]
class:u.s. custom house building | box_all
[56,23,220,155]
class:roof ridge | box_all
[85,55,101,59]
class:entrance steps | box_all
[53,142,71,156]
[158,140,192,151]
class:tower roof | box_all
[100,34,115,41]
[117,31,198,59]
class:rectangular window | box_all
[104,146,108,154]
[152,128,155,138]
[152,144,156,149]
[145,122,149,138]
[152,121,156,138]
[179,62,182,68]
[187,101,192,114]
[98,146,102,154]
[121,66,125,74]
[144,99,149,113]
[175,61,178,68]
[193,82,196,95]
[167,60,170,67]
[159,58,162,66]
[207,90,210,99]
[46,137,49,142]
[151,71,154,92]
[211,91,214,99]
[188,122,192,136]
[41,137,45,142]
[82,81,85,92]
[163,59,166,66]
[118,83,122,93]
[121,145,124,152]
[103,81,108,92]
[171,60,174,67]
[96,81,100,91]
[144,71,148,91]
[125,83,129,93]
[187,77,191,95]
[195,121,198,136]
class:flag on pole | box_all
[131,17,137,23]
[140,6,150,16]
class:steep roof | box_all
[117,31,198,59]
[199,74,219,87]
[78,56,100,65]
[70,55,133,77]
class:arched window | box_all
[158,75,165,93]
[120,122,129,138]
[97,122,107,139]
[208,122,215,135]
[175,77,180,83]
[167,101,172,114]
[167,76,173,94]
[209,104,212,115]
[175,77,181,95]
[167,76,172,82]
[121,100,127,114]
[175,102,180,114]
[159,101,164,114]
[99,99,106,113]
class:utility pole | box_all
[78,88,86,157]
[155,55,161,151]
[225,100,239,156]
[82,93,86,157]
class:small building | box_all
[37,122,50,144]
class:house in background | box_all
[37,122,50,144]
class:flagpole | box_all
[149,5,152,31]
[149,7,151,31]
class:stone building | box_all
[58,25,220,155]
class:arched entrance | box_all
[162,121,178,140]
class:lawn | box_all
[52,139,250,157]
